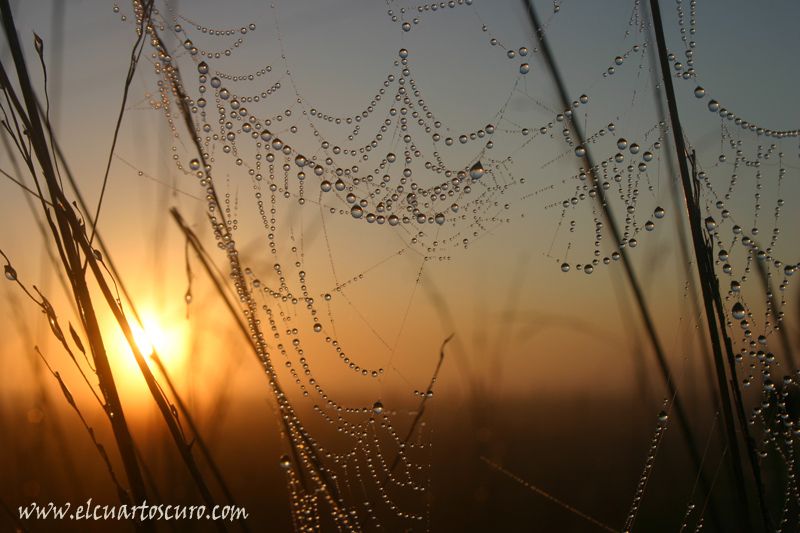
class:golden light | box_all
[104,306,190,397]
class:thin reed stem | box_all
[523,0,713,518]
[648,2,772,530]
[0,3,151,523]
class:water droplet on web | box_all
[574,145,586,157]
[617,138,628,150]
[434,213,445,225]
[351,205,364,219]
[560,263,570,272]
[654,206,665,219]
[704,216,717,232]
[373,401,384,415]
[399,48,409,59]
[198,61,209,75]
[694,86,705,98]
[519,63,530,75]
[732,302,746,320]
[708,100,720,112]
[189,159,201,171]
[4,265,17,281]
[657,411,669,423]
[279,454,292,469]
[469,161,485,180]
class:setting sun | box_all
[104,307,190,394]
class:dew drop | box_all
[694,86,705,98]
[372,401,384,415]
[519,63,530,75]
[560,262,570,272]
[731,302,746,320]
[4,265,17,281]
[574,145,586,157]
[469,161,485,180]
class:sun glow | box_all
[105,307,190,394]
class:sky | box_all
[0,0,798,403]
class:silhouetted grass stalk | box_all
[386,333,453,479]
[39,115,244,530]
[523,0,714,518]
[0,3,228,528]
[755,251,797,373]
[149,352,250,533]
[0,3,152,524]
[648,1,772,530]
[170,208,344,509]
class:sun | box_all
[104,307,190,396]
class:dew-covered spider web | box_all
[110,0,800,529]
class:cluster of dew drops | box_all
[104,0,800,529]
